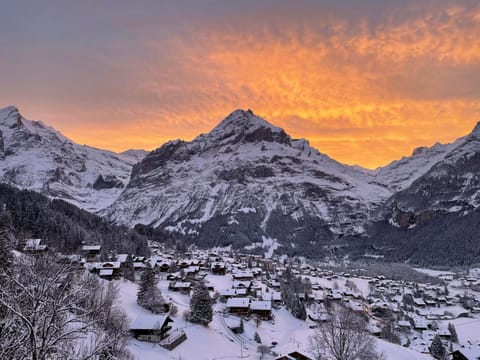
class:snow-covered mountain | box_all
[3,104,480,258]
[374,142,457,192]
[102,109,392,253]
[0,106,146,211]
[378,121,480,227]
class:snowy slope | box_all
[379,121,480,224]
[103,109,392,250]
[0,106,146,211]
[374,142,458,192]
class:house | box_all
[413,298,427,307]
[226,297,250,315]
[82,245,101,262]
[99,268,114,280]
[130,315,173,342]
[250,300,272,319]
[412,317,429,330]
[261,291,282,304]
[100,261,122,277]
[23,238,48,252]
[211,262,227,275]
[168,281,192,294]
[158,261,171,272]
[397,320,411,329]
[232,280,252,293]
[220,288,248,298]
[232,271,254,281]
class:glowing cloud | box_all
[1,1,480,168]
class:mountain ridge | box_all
[2,105,480,262]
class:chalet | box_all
[185,266,200,278]
[413,298,427,308]
[226,297,250,315]
[82,245,101,262]
[261,291,282,304]
[437,328,452,340]
[232,280,252,292]
[211,261,227,275]
[23,238,47,253]
[232,271,254,281]
[158,261,171,272]
[397,320,411,329]
[130,315,173,342]
[425,298,437,307]
[220,288,248,298]
[99,268,114,280]
[412,317,429,330]
[169,281,192,294]
[250,300,272,319]
[178,260,190,269]
[102,261,122,274]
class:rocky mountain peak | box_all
[204,109,291,147]
[469,121,480,137]
[0,105,23,128]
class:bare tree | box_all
[0,253,130,360]
[309,307,384,360]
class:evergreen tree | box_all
[137,265,166,314]
[291,296,307,320]
[448,322,459,343]
[123,255,135,282]
[0,209,14,271]
[254,331,262,344]
[188,282,212,325]
[430,335,446,360]
[238,318,244,334]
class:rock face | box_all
[102,109,392,255]
[0,106,147,211]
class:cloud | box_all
[1,0,480,168]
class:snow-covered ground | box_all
[115,273,436,360]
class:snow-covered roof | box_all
[82,245,101,251]
[232,280,251,288]
[173,282,191,288]
[250,300,272,311]
[130,315,172,330]
[226,297,250,308]
[99,269,113,276]
[101,261,121,269]
[220,288,247,297]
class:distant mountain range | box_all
[1,105,479,264]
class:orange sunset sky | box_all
[1,0,480,168]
